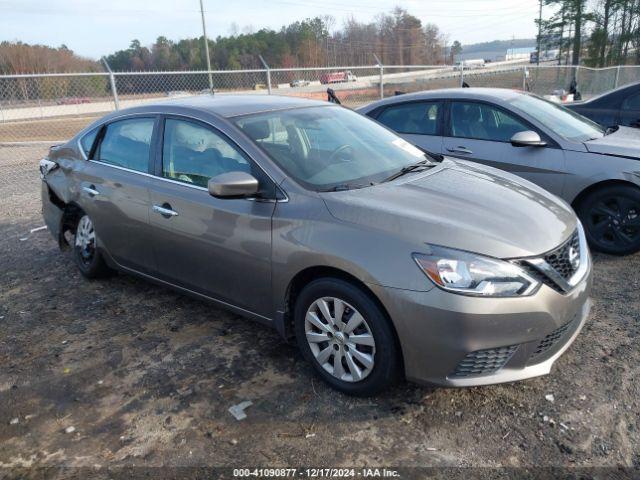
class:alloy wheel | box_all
[304,297,376,382]
[586,196,640,249]
[75,215,96,266]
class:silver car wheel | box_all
[304,297,376,383]
[74,215,96,264]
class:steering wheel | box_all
[328,144,354,162]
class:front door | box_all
[148,117,275,316]
[443,101,566,196]
[75,116,157,273]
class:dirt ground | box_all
[0,155,639,479]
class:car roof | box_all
[130,94,332,118]
[357,87,523,112]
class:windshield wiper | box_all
[321,182,375,192]
[383,159,434,183]
[605,125,619,135]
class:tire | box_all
[576,184,640,255]
[294,278,401,396]
[73,213,112,278]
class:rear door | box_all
[75,115,157,273]
[147,116,276,316]
[374,100,444,154]
[442,100,566,195]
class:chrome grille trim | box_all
[514,223,589,295]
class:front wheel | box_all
[577,185,640,255]
[294,278,401,396]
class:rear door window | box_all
[377,101,441,135]
[94,118,154,172]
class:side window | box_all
[377,101,440,135]
[80,127,99,157]
[450,102,529,142]
[162,118,254,188]
[622,92,640,111]
[95,118,154,172]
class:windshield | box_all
[509,93,605,142]
[234,106,431,191]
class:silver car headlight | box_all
[413,246,540,297]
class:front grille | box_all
[529,320,573,361]
[450,345,518,378]
[515,229,582,294]
[544,231,580,280]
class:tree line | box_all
[104,8,446,71]
[0,8,447,74]
[538,0,640,66]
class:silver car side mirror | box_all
[510,130,546,147]
[208,171,259,198]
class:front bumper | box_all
[369,260,592,387]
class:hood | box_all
[585,126,640,159]
[320,159,577,259]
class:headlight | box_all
[413,246,539,297]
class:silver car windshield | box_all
[509,94,605,142]
[234,106,431,191]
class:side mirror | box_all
[208,171,259,198]
[510,130,546,147]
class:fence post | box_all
[373,54,383,99]
[259,55,272,94]
[102,58,119,110]
[522,65,527,90]
[460,62,465,87]
[614,65,621,89]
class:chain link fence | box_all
[2,62,640,197]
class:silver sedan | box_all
[358,88,640,255]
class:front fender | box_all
[564,151,640,204]
[270,191,434,316]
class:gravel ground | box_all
[0,158,639,478]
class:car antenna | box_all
[327,88,342,105]
[394,91,406,96]
[462,82,470,88]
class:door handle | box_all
[446,146,473,155]
[153,204,179,218]
[82,185,100,196]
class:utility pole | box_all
[199,0,213,90]
[536,0,542,65]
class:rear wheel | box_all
[294,278,400,396]
[73,213,111,278]
[577,185,640,255]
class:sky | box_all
[0,0,543,59]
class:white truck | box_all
[453,59,486,71]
